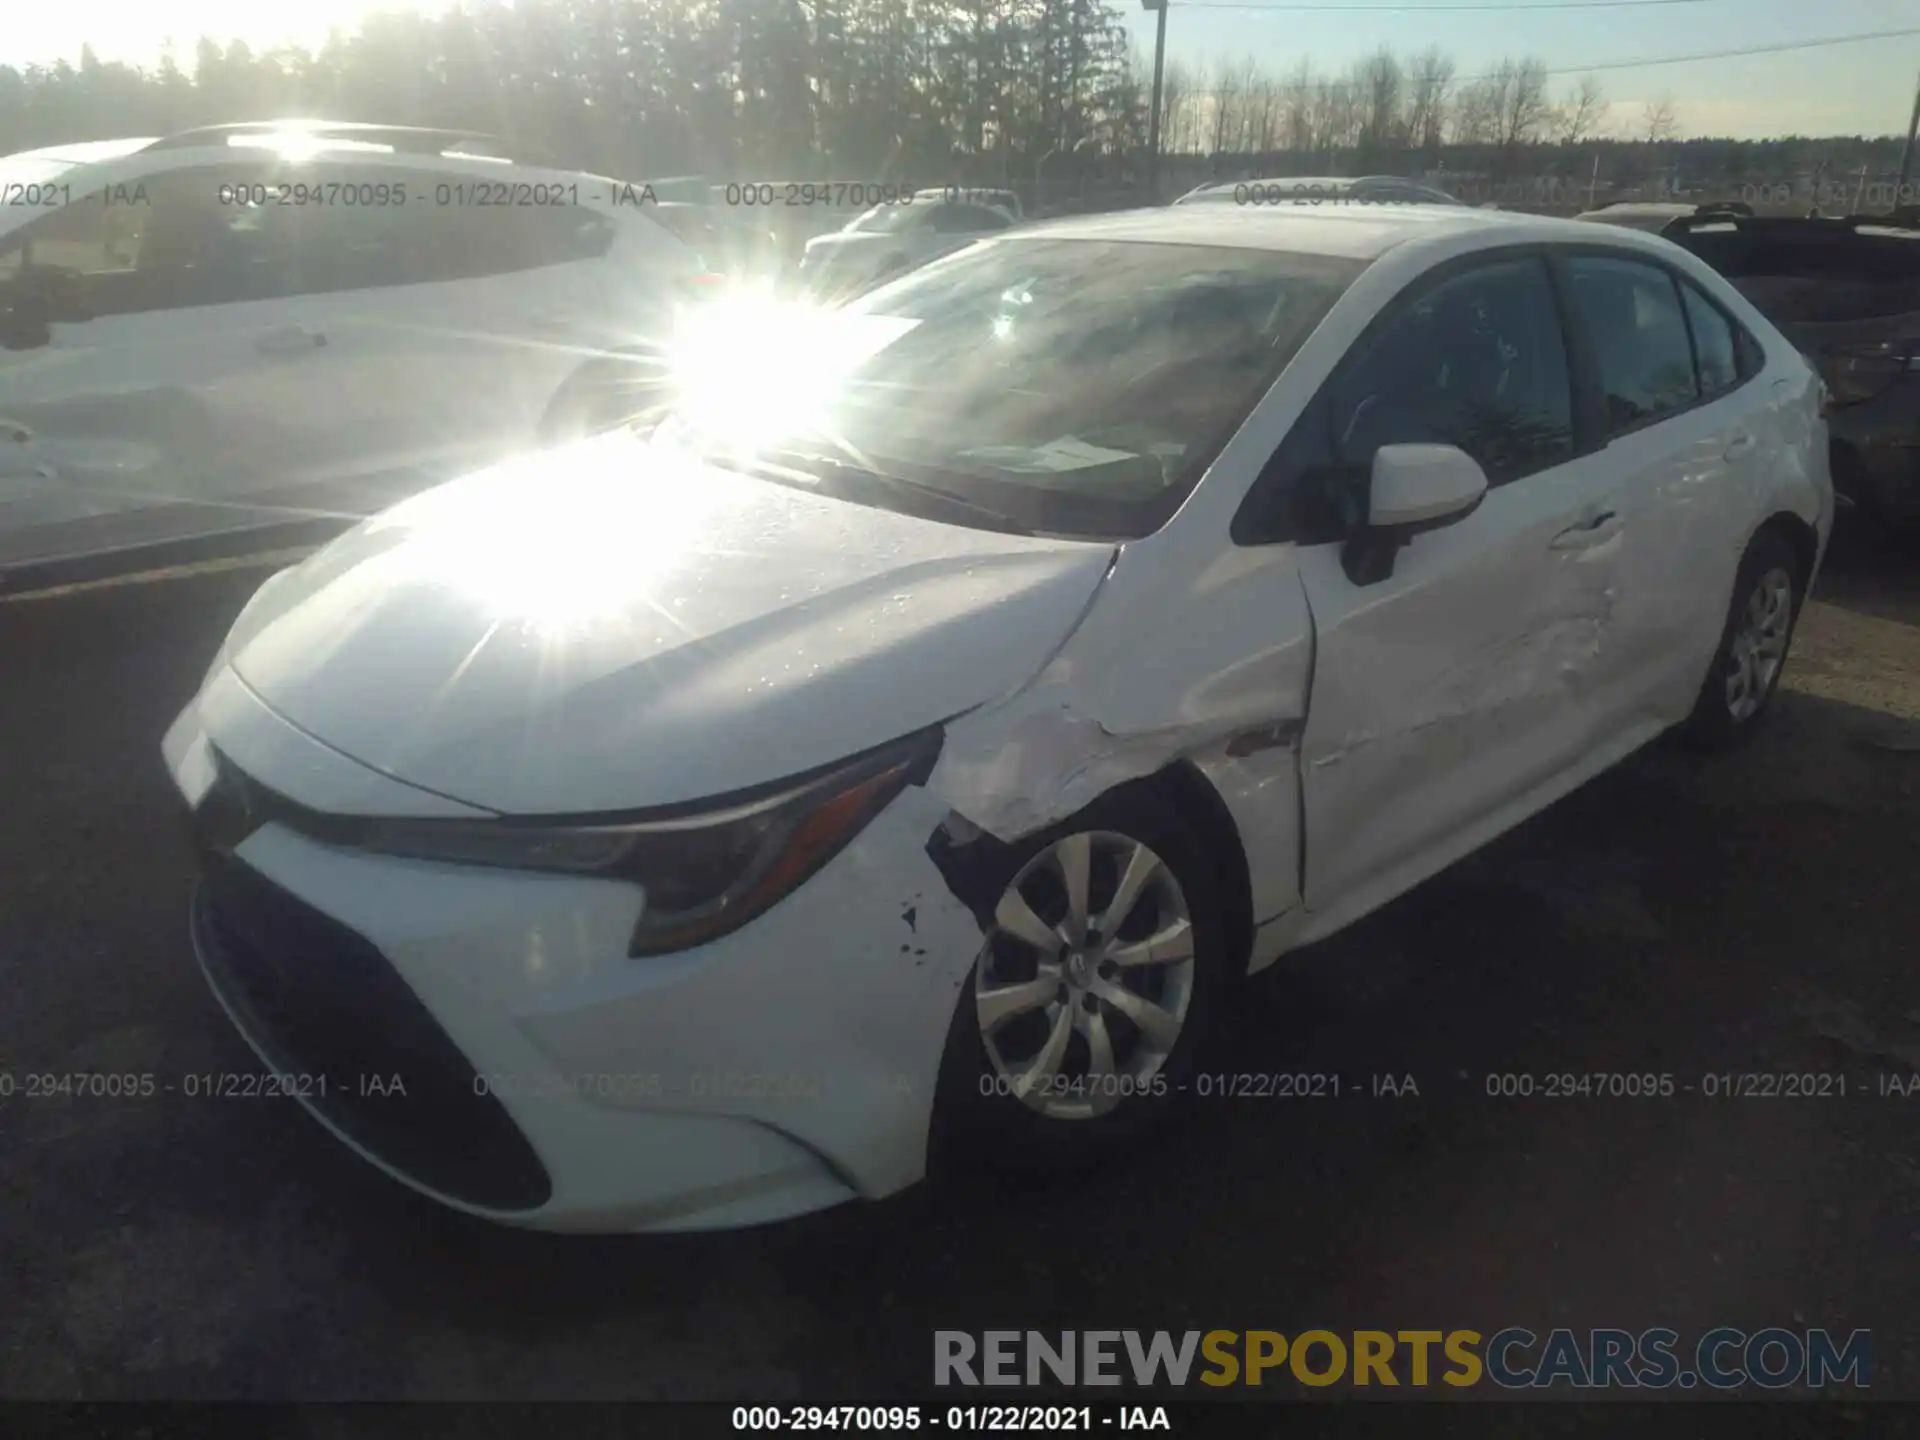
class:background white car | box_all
[165,203,1829,1233]
[798,197,1020,299]
[911,186,1024,218]
[0,120,708,578]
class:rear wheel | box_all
[932,791,1230,1174]
[1679,529,1805,752]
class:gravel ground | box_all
[0,522,1916,1402]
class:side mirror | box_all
[1342,443,1489,585]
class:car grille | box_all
[187,756,552,1213]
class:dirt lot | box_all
[0,522,1916,1402]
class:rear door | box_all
[275,161,659,489]
[1284,252,1632,919]
[1556,252,1773,724]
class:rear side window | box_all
[288,166,616,293]
[1564,255,1700,433]
[931,205,1012,235]
[1679,280,1740,397]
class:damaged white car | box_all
[164,204,1832,1232]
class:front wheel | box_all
[1679,529,1805,752]
[931,792,1230,1174]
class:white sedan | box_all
[797,198,1019,298]
[164,203,1831,1232]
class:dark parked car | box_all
[1588,203,1920,535]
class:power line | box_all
[1181,0,1716,10]
[1167,25,1920,81]
[1515,26,1920,79]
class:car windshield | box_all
[658,238,1366,540]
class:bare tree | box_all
[1282,57,1316,152]
[1642,91,1679,143]
[1247,71,1282,159]
[1353,47,1403,161]
[1319,74,1359,158]
[1492,57,1552,152]
[1157,57,1191,157]
[1451,74,1500,146]
[1555,73,1607,146]
[1403,46,1454,157]
[1206,54,1244,159]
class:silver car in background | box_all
[798,199,1019,301]
[1175,175,1462,207]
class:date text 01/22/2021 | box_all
[731,1407,1172,1433]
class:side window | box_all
[0,166,304,315]
[1564,255,1700,433]
[1734,320,1767,380]
[287,167,617,294]
[932,204,1011,235]
[0,186,154,281]
[1330,255,1575,488]
[1678,279,1741,398]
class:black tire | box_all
[930,786,1232,1177]
[1678,528,1806,753]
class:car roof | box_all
[1013,202,1623,261]
[1,136,158,167]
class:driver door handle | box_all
[1724,433,1757,461]
[1550,508,1621,550]
[255,326,327,356]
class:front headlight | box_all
[356,728,941,956]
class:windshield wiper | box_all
[751,446,1039,536]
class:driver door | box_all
[1289,252,1631,920]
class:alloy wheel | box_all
[1724,565,1795,723]
[973,831,1196,1121]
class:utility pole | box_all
[1143,0,1169,203]
[1898,68,1920,202]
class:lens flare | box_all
[664,287,922,457]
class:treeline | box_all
[0,4,1904,188]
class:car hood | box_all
[221,430,1116,814]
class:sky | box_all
[7,0,1920,140]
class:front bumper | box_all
[168,672,987,1232]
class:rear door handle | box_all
[1724,433,1757,461]
[254,326,326,356]
[1550,509,1621,550]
